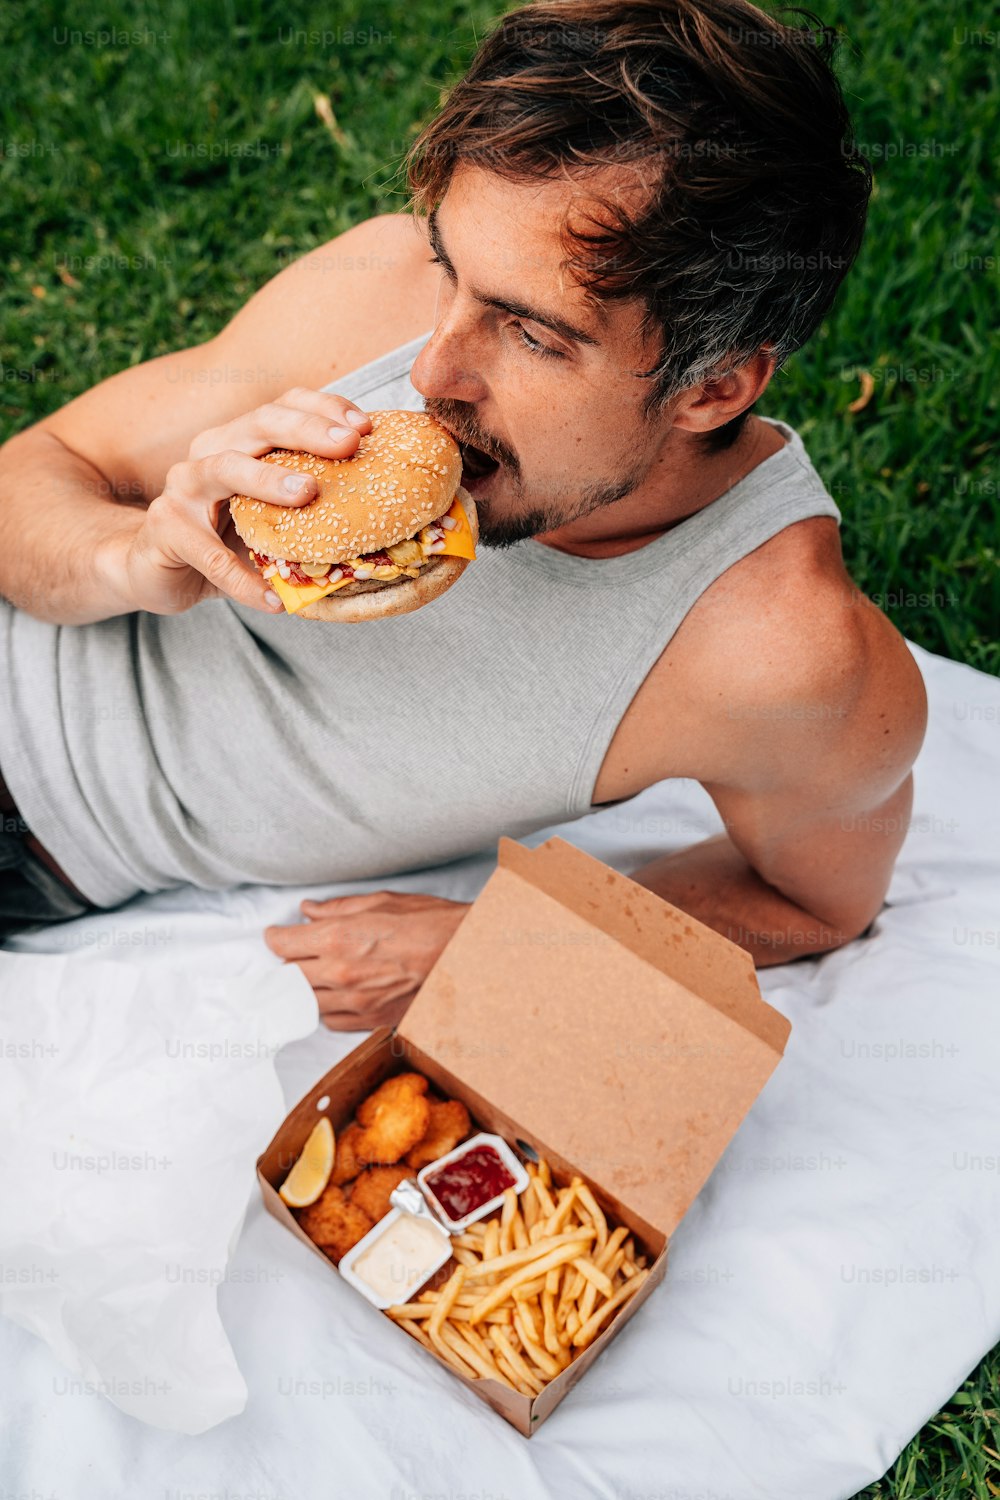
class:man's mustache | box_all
[425,401,510,467]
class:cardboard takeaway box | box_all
[258,834,791,1434]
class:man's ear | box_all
[670,347,778,436]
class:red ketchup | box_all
[425,1146,516,1221]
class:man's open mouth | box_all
[460,440,501,482]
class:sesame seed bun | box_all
[297,491,478,621]
[228,409,462,563]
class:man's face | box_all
[412,164,674,548]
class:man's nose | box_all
[411,308,488,405]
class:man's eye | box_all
[513,323,564,360]
[427,254,565,361]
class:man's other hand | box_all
[264,891,470,1031]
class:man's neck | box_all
[531,415,788,560]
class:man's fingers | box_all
[169,449,319,512]
[191,535,283,612]
[294,958,357,991]
[130,395,372,617]
[317,987,419,1033]
[318,1004,373,1033]
[300,891,445,917]
[264,922,321,959]
[301,891,394,917]
[314,985,361,1016]
[146,472,291,612]
[138,520,274,615]
[190,395,370,465]
[272,388,372,429]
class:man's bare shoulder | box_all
[220,211,439,388]
[31,212,440,509]
[660,518,928,796]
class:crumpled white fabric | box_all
[0,955,316,1432]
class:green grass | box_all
[856,1356,1000,1500]
[1,1,997,1493]
[771,0,999,677]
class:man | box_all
[0,0,925,1028]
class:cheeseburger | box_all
[229,409,478,622]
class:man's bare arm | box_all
[630,776,915,965]
[630,599,928,965]
[0,385,371,624]
[0,213,433,624]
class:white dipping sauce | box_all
[353,1214,450,1302]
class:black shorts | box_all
[0,816,94,942]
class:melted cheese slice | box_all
[269,571,354,614]
[269,496,476,615]
[438,494,476,560]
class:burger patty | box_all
[326,556,447,596]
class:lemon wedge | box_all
[279,1116,335,1207]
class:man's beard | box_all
[424,398,651,549]
[475,464,649,548]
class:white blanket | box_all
[1,641,998,1500]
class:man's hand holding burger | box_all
[264,891,472,1031]
[0,386,371,626]
[227,408,477,623]
[112,389,373,617]
[1,370,475,626]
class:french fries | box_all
[387,1156,650,1395]
[428,1265,465,1341]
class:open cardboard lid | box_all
[401,835,791,1237]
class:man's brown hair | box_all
[405,0,872,450]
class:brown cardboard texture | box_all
[258,834,792,1434]
[402,835,791,1238]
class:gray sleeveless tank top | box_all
[0,331,840,907]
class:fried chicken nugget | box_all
[330,1121,368,1186]
[406,1098,472,1170]
[295,1183,373,1264]
[355,1073,430,1165]
[350,1164,414,1222]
